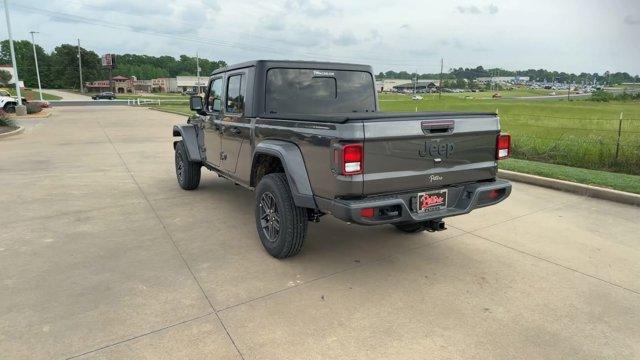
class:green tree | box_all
[0,69,11,86]
[0,39,51,88]
[49,44,101,89]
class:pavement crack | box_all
[472,233,640,296]
[218,231,465,313]
[64,312,215,359]
[97,121,246,360]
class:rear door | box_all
[362,116,499,195]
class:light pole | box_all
[29,31,43,101]
[196,52,201,94]
[77,39,83,93]
[3,0,25,115]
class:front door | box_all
[220,73,247,174]
[203,77,223,167]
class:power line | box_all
[9,3,441,70]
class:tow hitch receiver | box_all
[425,220,446,232]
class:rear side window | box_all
[266,69,375,114]
[226,74,245,114]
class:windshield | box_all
[265,68,375,114]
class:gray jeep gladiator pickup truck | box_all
[173,60,511,258]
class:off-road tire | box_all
[255,173,308,258]
[393,222,427,233]
[3,103,16,113]
[174,140,201,190]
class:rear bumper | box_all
[315,179,511,225]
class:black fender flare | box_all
[172,124,203,162]
[252,140,317,209]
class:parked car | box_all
[183,89,197,96]
[0,89,27,112]
[173,60,512,258]
[411,95,423,100]
[91,92,116,100]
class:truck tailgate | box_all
[362,115,499,196]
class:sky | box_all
[2,0,639,75]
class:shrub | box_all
[614,91,640,101]
[590,90,613,102]
[0,110,16,127]
[26,102,42,114]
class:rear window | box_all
[265,69,375,114]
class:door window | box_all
[226,74,245,114]
[207,78,223,112]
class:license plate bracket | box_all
[415,189,448,213]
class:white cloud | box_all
[457,5,482,14]
[624,14,640,25]
[2,0,639,74]
[456,3,499,15]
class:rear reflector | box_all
[342,144,363,175]
[488,189,500,199]
[497,133,511,160]
[360,208,375,218]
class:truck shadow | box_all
[187,174,457,261]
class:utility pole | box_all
[196,52,201,94]
[77,38,84,93]
[413,69,417,95]
[438,58,443,100]
[29,31,43,101]
[3,0,24,114]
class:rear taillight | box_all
[496,133,511,160]
[341,144,363,175]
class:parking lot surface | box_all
[1,107,639,359]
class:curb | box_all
[0,126,25,139]
[146,107,191,116]
[9,110,52,119]
[498,169,640,207]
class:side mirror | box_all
[189,95,204,112]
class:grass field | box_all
[441,88,558,99]
[4,88,62,101]
[501,158,640,194]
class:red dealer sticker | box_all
[416,189,448,213]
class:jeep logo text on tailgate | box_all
[418,141,455,159]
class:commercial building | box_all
[84,75,208,94]
[152,78,177,93]
[85,75,138,93]
[376,78,440,92]
[376,79,410,92]
[176,76,208,93]
[135,79,153,93]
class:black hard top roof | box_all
[210,60,372,76]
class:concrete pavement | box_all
[43,89,92,100]
[1,107,639,359]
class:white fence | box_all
[133,98,188,106]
